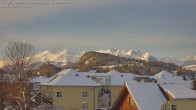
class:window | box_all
[82,106,88,110]
[82,92,88,98]
[105,77,111,85]
[170,104,176,110]
[129,97,131,106]
[56,92,62,98]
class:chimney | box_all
[192,80,196,90]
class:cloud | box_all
[1,0,196,58]
[0,0,124,27]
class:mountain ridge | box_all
[31,49,158,67]
[1,49,196,71]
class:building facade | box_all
[42,86,99,110]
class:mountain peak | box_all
[96,49,157,61]
[140,52,157,61]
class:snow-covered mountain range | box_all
[34,50,84,67]
[33,50,196,71]
[34,49,157,67]
[160,56,196,66]
[0,49,196,71]
[0,49,157,68]
[160,56,196,71]
[160,57,184,65]
[96,49,157,61]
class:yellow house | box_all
[41,69,100,110]
[40,69,139,109]
[159,82,196,110]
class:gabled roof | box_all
[126,83,167,110]
[159,83,196,100]
[107,70,120,76]
[154,70,174,79]
[40,69,100,87]
[154,70,184,83]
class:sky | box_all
[0,0,196,59]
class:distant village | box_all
[30,69,196,110]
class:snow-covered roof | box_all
[40,69,100,87]
[160,83,196,99]
[40,69,138,87]
[154,70,184,83]
[31,76,49,83]
[88,70,97,73]
[107,70,120,75]
[126,83,167,110]
[84,73,112,77]
[108,69,138,77]
[95,70,137,86]
[100,73,137,86]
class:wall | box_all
[162,100,196,110]
[42,86,99,110]
[120,92,139,110]
[109,86,123,106]
[112,86,139,110]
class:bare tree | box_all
[1,41,35,110]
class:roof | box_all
[126,83,167,110]
[159,83,196,99]
[100,73,137,86]
[88,70,97,73]
[40,69,100,87]
[107,70,120,75]
[154,70,184,83]
[31,76,49,83]
[85,73,112,77]
[40,69,138,86]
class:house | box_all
[153,70,185,83]
[99,70,137,108]
[112,83,167,110]
[40,69,101,110]
[112,70,196,110]
[39,69,143,109]
[31,76,48,91]
[159,81,196,110]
